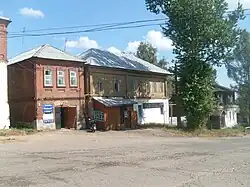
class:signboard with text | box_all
[43,104,54,124]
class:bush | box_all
[12,122,34,129]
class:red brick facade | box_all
[0,18,11,62]
[8,58,85,129]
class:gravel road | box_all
[0,129,250,187]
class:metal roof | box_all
[8,44,85,65]
[80,48,172,75]
[214,83,233,92]
[93,97,137,107]
[0,16,11,22]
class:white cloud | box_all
[125,41,140,53]
[226,0,250,9]
[0,11,3,16]
[66,36,99,49]
[19,7,44,18]
[146,30,173,51]
[107,46,121,54]
[125,30,173,53]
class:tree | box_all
[226,30,250,124]
[158,57,168,69]
[136,42,157,64]
[146,0,244,129]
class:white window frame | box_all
[70,70,77,87]
[57,70,65,87]
[44,69,53,87]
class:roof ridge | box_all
[33,44,50,57]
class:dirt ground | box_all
[0,129,250,187]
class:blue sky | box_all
[2,0,250,87]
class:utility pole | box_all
[64,37,67,52]
[22,27,26,49]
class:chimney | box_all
[0,16,11,62]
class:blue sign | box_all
[43,119,54,123]
[43,104,54,114]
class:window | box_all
[130,79,135,92]
[143,103,164,109]
[152,82,157,92]
[57,71,65,87]
[114,79,121,92]
[70,71,77,87]
[93,110,104,122]
[158,82,163,93]
[98,79,103,92]
[44,69,52,87]
[57,70,65,87]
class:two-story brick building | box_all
[8,45,172,130]
[80,48,172,130]
[8,44,85,130]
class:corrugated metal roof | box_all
[0,16,11,22]
[80,48,172,75]
[214,83,233,92]
[8,44,85,65]
[93,97,137,107]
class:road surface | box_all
[0,129,249,187]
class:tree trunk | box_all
[174,62,182,128]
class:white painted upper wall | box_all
[0,63,10,129]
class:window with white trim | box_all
[57,70,65,87]
[93,110,104,122]
[44,69,52,87]
[70,70,77,87]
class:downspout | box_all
[84,65,90,117]
[33,58,37,128]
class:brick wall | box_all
[8,60,36,125]
[0,18,11,61]
[35,58,85,100]
[8,58,86,127]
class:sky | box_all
[2,0,250,87]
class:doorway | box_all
[120,107,132,129]
[55,106,77,129]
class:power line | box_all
[8,22,166,39]
[8,8,250,35]
[9,18,166,34]
[5,10,250,39]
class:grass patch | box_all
[162,126,247,137]
[138,124,248,137]
[0,128,38,137]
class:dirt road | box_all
[0,129,250,187]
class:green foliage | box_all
[12,122,34,129]
[226,30,250,123]
[158,57,168,69]
[146,0,244,129]
[136,42,158,64]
